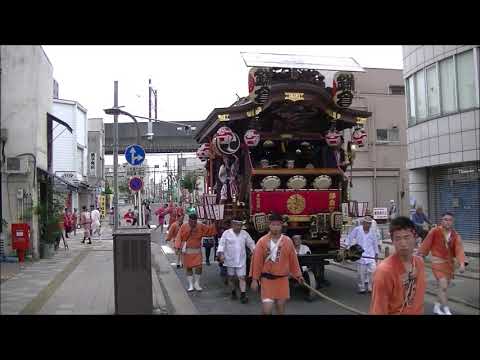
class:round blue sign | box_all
[129,176,144,192]
[125,144,145,166]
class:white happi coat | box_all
[346,225,379,265]
[217,229,256,268]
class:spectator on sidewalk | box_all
[124,209,134,226]
[63,208,72,238]
[345,216,379,294]
[388,200,398,221]
[145,205,152,229]
[418,212,466,315]
[250,213,304,315]
[72,208,78,236]
[132,206,139,226]
[80,206,92,244]
[155,204,169,233]
[370,216,426,315]
[411,206,432,240]
[216,218,256,303]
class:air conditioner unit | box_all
[5,157,30,174]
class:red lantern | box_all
[248,71,255,94]
[325,130,342,147]
[196,143,210,160]
[352,128,367,147]
[244,129,260,147]
[216,126,234,145]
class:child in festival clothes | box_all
[369,216,425,315]
[250,213,304,315]
[168,216,184,268]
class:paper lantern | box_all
[196,143,210,160]
[244,129,260,147]
[352,128,367,147]
[216,126,234,145]
[325,130,342,147]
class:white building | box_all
[1,45,53,259]
[50,98,89,211]
[403,45,479,242]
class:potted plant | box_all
[34,195,64,259]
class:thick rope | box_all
[301,282,367,315]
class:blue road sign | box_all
[124,144,145,166]
[129,176,144,192]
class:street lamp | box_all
[104,106,142,144]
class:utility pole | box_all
[113,81,119,230]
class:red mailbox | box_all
[11,223,30,262]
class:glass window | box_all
[426,65,440,116]
[376,128,400,143]
[456,50,476,110]
[407,76,416,126]
[415,70,427,121]
[440,56,456,113]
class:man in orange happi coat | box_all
[177,213,217,292]
[168,203,185,228]
[169,215,185,268]
[370,216,426,315]
[418,212,466,315]
[250,213,304,315]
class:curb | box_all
[150,241,199,315]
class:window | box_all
[456,50,476,110]
[389,85,405,95]
[376,128,400,143]
[77,148,84,175]
[415,70,427,121]
[440,56,456,113]
[407,76,416,126]
[426,65,440,116]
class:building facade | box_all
[347,67,408,215]
[403,45,480,242]
[50,98,90,212]
[87,118,105,209]
[1,45,54,259]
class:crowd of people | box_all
[158,201,466,316]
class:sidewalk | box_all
[1,223,168,315]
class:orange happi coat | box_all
[177,222,217,268]
[251,233,302,301]
[370,253,426,315]
[167,221,181,248]
[418,226,465,280]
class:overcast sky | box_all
[42,45,404,169]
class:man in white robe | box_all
[345,216,379,294]
[217,219,256,304]
[90,206,101,238]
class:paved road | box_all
[158,232,479,315]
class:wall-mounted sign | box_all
[89,152,96,176]
[217,114,230,122]
[373,208,388,220]
[284,92,305,102]
[334,72,355,108]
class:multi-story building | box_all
[1,45,54,259]
[87,118,105,208]
[403,45,479,242]
[50,98,90,212]
[347,67,408,215]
